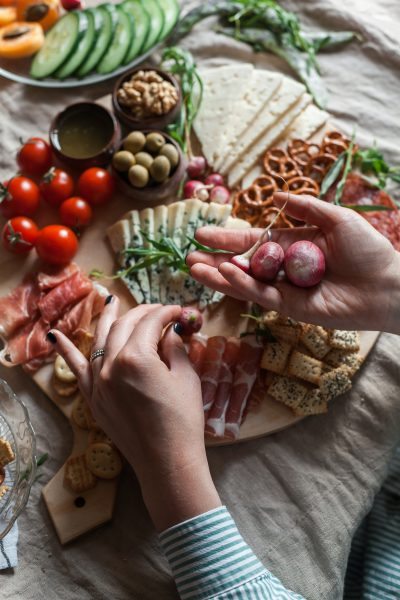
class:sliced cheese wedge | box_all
[285,103,329,141]
[194,64,254,167]
[228,93,312,187]
[154,204,168,304]
[221,77,305,177]
[225,216,252,230]
[140,208,158,304]
[214,70,282,172]
[165,201,187,305]
[125,210,151,304]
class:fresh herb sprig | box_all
[171,0,358,108]
[161,47,203,155]
[240,304,276,343]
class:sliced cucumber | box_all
[141,0,164,52]
[56,10,95,79]
[97,6,133,75]
[121,0,150,63]
[156,0,180,41]
[77,4,117,77]
[30,12,85,79]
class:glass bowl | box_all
[0,379,36,540]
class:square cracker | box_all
[0,438,15,467]
[325,349,363,375]
[293,388,328,416]
[64,455,97,493]
[287,351,323,385]
[269,324,301,346]
[261,341,292,375]
[328,330,360,352]
[319,366,352,401]
[268,376,308,410]
[300,325,331,359]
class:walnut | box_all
[117,70,179,118]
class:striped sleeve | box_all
[159,506,305,600]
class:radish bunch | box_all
[184,156,230,204]
[231,239,325,288]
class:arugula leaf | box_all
[320,152,345,197]
[187,236,234,254]
[342,204,393,212]
[334,135,355,204]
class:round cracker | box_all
[85,443,122,480]
[71,395,89,430]
[54,354,77,383]
[88,429,113,446]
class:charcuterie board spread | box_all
[1,1,399,543]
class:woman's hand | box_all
[49,302,221,531]
[188,192,400,333]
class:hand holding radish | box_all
[187,193,400,333]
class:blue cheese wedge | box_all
[106,218,144,305]
[140,208,159,304]
[154,204,168,304]
[125,210,151,304]
[214,70,283,172]
[228,92,311,187]
[165,201,187,304]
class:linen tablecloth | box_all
[1,1,400,598]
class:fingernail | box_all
[105,295,113,305]
[173,322,184,336]
[46,331,57,344]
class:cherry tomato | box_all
[17,137,52,176]
[0,176,40,218]
[35,225,78,265]
[77,168,115,206]
[2,217,39,255]
[59,196,93,228]
[40,167,74,207]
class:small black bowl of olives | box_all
[111,130,186,207]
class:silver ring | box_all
[90,349,105,363]
[267,229,272,242]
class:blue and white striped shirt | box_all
[160,506,305,599]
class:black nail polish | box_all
[105,294,113,306]
[46,331,57,344]
[173,322,184,336]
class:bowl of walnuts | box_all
[112,67,182,131]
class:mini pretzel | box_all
[322,139,349,156]
[253,175,277,204]
[288,139,320,167]
[235,185,262,207]
[305,152,336,184]
[232,196,261,224]
[263,148,300,181]
[286,176,320,196]
[259,207,295,229]
[323,130,350,146]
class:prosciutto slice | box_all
[224,336,263,440]
[205,338,240,437]
[188,333,208,375]
[55,286,106,337]
[0,274,42,338]
[0,318,49,367]
[38,271,93,324]
[37,263,80,290]
[200,336,226,411]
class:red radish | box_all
[250,242,284,282]
[184,180,203,199]
[230,254,251,273]
[177,307,203,336]
[284,241,326,287]
[209,185,230,204]
[205,173,224,187]
[187,156,207,179]
[61,0,83,9]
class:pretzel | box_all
[323,130,350,146]
[263,148,300,181]
[259,207,295,229]
[235,185,262,207]
[322,139,349,156]
[286,176,320,196]
[305,152,336,184]
[253,175,277,204]
[288,139,320,167]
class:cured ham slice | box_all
[224,336,263,440]
[0,274,42,338]
[205,338,240,437]
[37,263,80,290]
[55,286,106,337]
[38,271,93,324]
[188,333,208,375]
[0,318,49,367]
[200,336,226,411]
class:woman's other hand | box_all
[188,192,400,333]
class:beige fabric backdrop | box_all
[1,1,400,598]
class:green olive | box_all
[112,150,136,172]
[145,132,165,153]
[135,151,154,169]
[123,131,146,154]
[128,164,149,188]
[149,155,171,183]
[159,143,179,168]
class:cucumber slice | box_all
[141,0,164,52]
[97,6,133,74]
[30,12,85,79]
[156,0,180,41]
[121,0,150,63]
[77,4,117,77]
[56,10,95,79]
